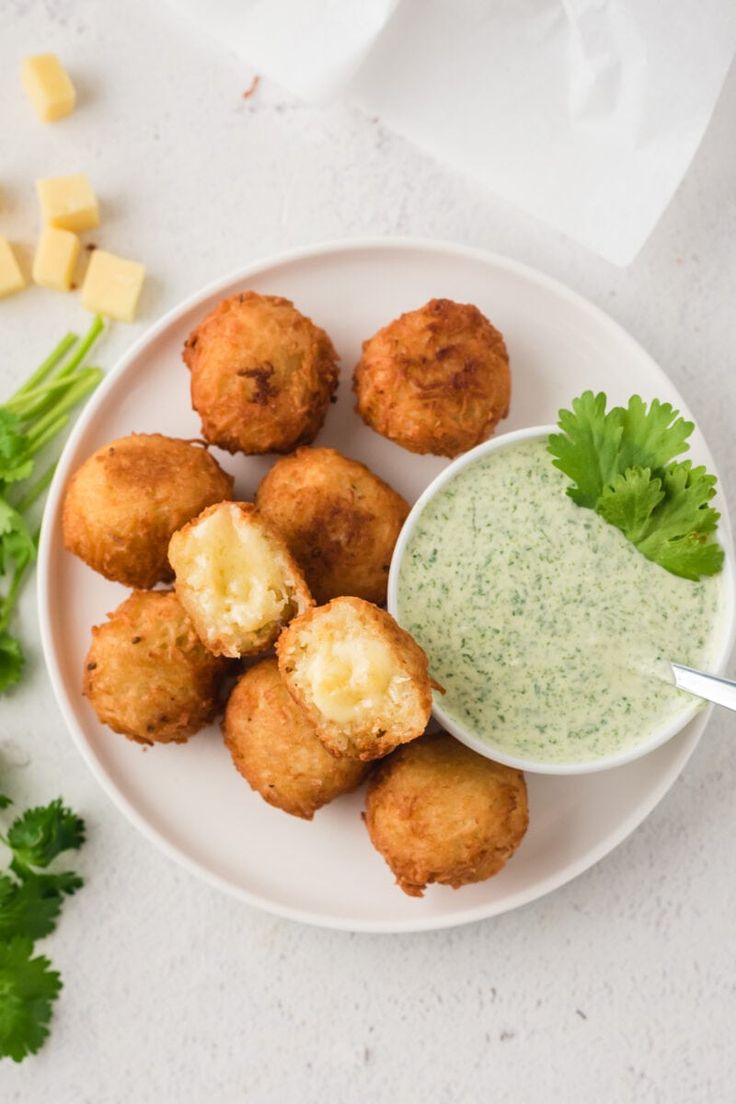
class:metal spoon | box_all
[671,664,736,712]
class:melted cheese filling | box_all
[301,636,399,724]
[186,506,291,633]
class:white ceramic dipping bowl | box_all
[387,424,736,775]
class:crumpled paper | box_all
[170,0,736,265]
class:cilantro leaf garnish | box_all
[9,864,84,898]
[548,391,623,507]
[7,799,85,870]
[549,392,724,580]
[0,875,64,942]
[0,793,86,1062]
[616,395,694,472]
[0,632,24,693]
[596,466,665,543]
[0,500,36,576]
[0,411,33,485]
[0,938,62,1062]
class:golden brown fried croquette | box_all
[354,298,510,458]
[168,501,313,658]
[183,292,339,455]
[364,731,528,897]
[255,447,409,605]
[224,659,369,819]
[62,433,233,589]
[276,596,432,761]
[83,590,228,745]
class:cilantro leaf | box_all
[0,793,86,1061]
[549,393,724,581]
[636,462,724,580]
[0,794,12,810]
[0,938,62,1062]
[7,799,86,870]
[651,533,725,580]
[0,632,24,693]
[0,411,32,485]
[0,874,64,941]
[0,409,24,454]
[655,462,720,536]
[598,468,664,543]
[0,459,33,486]
[8,860,83,898]
[617,395,694,472]
[548,391,623,507]
[0,501,36,576]
[599,463,723,580]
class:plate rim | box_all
[36,234,729,933]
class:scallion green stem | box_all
[53,315,104,382]
[18,366,103,427]
[15,317,104,425]
[14,464,57,514]
[5,373,93,416]
[23,414,69,456]
[9,333,78,402]
[25,368,103,450]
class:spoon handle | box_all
[671,663,736,713]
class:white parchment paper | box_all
[170,0,736,264]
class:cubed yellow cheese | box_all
[21,54,76,122]
[81,249,145,322]
[0,238,25,298]
[33,227,80,291]
[36,173,99,232]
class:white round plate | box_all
[38,238,733,933]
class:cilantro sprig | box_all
[0,318,105,691]
[548,392,724,581]
[0,940,62,1063]
[0,792,86,1062]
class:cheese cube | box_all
[37,173,99,232]
[21,54,76,122]
[0,238,25,298]
[81,249,145,322]
[33,227,80,291]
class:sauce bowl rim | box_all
[387,423,736,776]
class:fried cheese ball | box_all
[364,732,528,897]
[276,596,432,761]
[224,659,369,819]
[183,292,339,455]
[255,447,409,605]
[168,501,313,658]
[63,433,233,589]
[354,298,510,458]
[83,590,228,745]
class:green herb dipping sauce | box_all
[397,438,724,765]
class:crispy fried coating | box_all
[83,590,228,745]
[62,433,233,589]
[255,447,409,605]
[168,501,313,658]
[354,298,510,458]
[224,659,369,819]
[184,292,339,455]
[364,732,528,897]
[276,596,432,761]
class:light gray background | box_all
[2,2,735,1100]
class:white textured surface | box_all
[1,1,735,1099]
